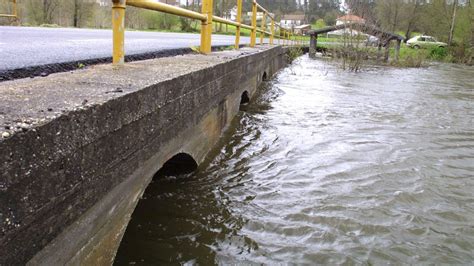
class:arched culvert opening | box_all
[240,91,250,105]
[262,71,268,81]
[153,153,198,178]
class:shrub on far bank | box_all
[429,46,448,60]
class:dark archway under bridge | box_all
[308,22,405,62]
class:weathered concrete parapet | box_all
[0,46,288,265]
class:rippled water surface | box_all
[115,56,474,264]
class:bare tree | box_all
[73,0,79,27]
[404,0,421,41]
[71,0,95,27]
[448,0,458,45]
[376,0,403,32]
[42,0,59,24]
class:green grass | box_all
[212,23,252,36]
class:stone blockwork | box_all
[0,45,288,265]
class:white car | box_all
[407,35,447,49]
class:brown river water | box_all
[114,55,474,264]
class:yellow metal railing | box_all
[112,0,303,65]
[0,0,18,21]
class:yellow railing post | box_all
[270,19,274,45]
[110,0,280,63]
[13,0,17,18]
[278,28,281,45]
[259,12,266,45]
[200,0,213,54]
[250,0,257,47]
[234,0,242,49]
[112,0,126,65]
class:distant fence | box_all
[112,0,306,65]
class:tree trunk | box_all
[219,0,224,32]
[448,0,458,46]
[73,0,79,27]
[404,2,420,42]
[470,0,474,48]
[392,2,399,33]
[43,0,48,24]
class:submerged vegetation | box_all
[286,47,304,63]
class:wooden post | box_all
[384,41,390,63]
[395,39,401,62]
[377,43,382,63]
[309,34,317,58]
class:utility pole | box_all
[448,0,458,46]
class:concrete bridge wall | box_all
[0,46,288,265]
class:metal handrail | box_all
[127,0,206,21]
[112,0,303,65]
[0,0,18,20]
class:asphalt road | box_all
[0,26,263,71]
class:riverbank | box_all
[315,43,473,69]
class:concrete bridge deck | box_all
[0,45,289,265]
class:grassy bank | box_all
[391,44,473,66]
[316,40,473,69]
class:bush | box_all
[179,17,196,32]
[286,47,303,63]
[448,45,473,64]
[142,11,180,31]
[429,46,447,60]
[40,23,59,28]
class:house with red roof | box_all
[336,14,365,25]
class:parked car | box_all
[407,35,447,49]
[365,35,379,47]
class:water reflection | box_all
[115,56,474,264]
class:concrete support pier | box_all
[395,39,402,62]
[0,46,289,265]
[384,41,391,63]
